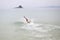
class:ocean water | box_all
[0,8,60,40]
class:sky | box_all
[0,0,60,9]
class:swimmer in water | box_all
[24,16,31,23]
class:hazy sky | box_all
[0,0,60,9]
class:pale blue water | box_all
[0,8,60,40]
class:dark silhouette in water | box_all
[24,16,31,23]
[16,5,23,8]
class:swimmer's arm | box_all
[24,16,31,23]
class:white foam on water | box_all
[21,18,49,32]
[19,18,60,38]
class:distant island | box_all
[15,5,23,8]
[48,6,60,8]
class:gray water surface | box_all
[0,8,60,40]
